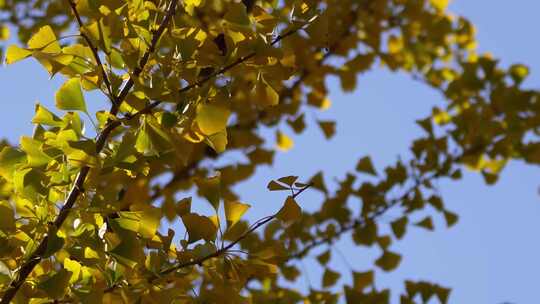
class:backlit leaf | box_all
[196,103,231,136]
[28,25,61,53]
[276,130,293,152]
[55,78,87,112]
[5,45,32,64]
[224,200,250,228]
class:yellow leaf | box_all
[5,45,32,64]
[181,213,217,243]
[430,0,450,11]
[27,25,61,53]
[254,76,279,107]
[276,196,301,223]
[196,104,231,136]
[276,130,293,152]
[63,258,81,284]
[224,200,250,228]
[205,129,228,153]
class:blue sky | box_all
[1,1,539,303]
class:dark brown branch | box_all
[66,0,116,105]
[0,2,179,303]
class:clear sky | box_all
[1,1,539,303]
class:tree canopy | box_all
[0,0,538,303]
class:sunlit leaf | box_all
[224,200,250,228]
[55,78,87,112]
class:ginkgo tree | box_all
[0,0,538,303]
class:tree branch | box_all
[0,2,179,303]
[66,0,116,105]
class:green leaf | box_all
[0,146,26,180]
[322,268,340,288]
[20,136,51,167]
[356,156,377,176]
[5,45,32,64]
[375,250,402,272]
[27,25,61,53]
[55,78,87,112]
[181,213,218,243]
[37,269,72,299]
[276,196,301,223]
[32,103,64,127]
[196,103,231,136]
[390,217,408,239]
[224,200,251,229]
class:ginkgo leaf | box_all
[276,196,301,223]
[32,103,64,127]
[55,78,87,112]
[267,180,289,191]
[5,45,32,64]
[353,271,374,290]
[28,25,61,53]
[415,216,434,231]
[322,268,340,288]
[0,146,26,180]
[254,76,279,107]
[276,130,293,152]
[196,103,231,136]
[205,129,228,153]
[195,173,221,211]
[64,258,81,284]
[176,197,192,216]
[181,213,218,243]
[224,2,251,29]
[277,176,298,186]
[390,217,408,239]
[37,269,72,299]
[20,136,51,167]
[375,250,402,272]
[224,200,250,228]
[317,120,336,139]
[356,156,377,176]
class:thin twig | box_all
[66,0,116,105]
